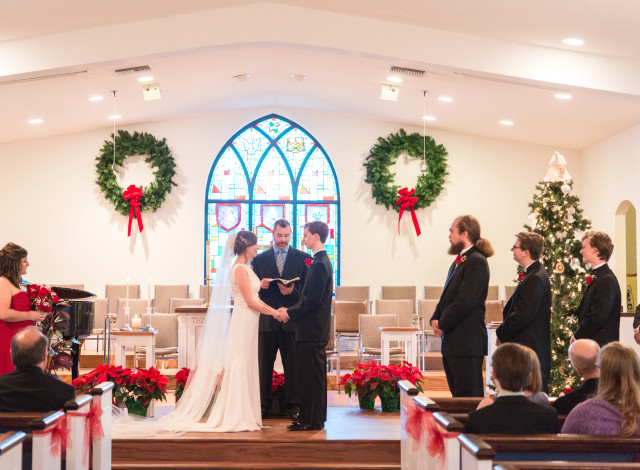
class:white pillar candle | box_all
[132,315,141,330]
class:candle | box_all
[125,277,130,309]
[147,278,151,309]
[132,315,141,330]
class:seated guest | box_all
[553,339,600,415]
[562,342,640,436]
[465,343,557,434]
[476,346,550,409]
[0,326,75,412]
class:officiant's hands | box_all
[277,283,294,295]
[274,307,290,323]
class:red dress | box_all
[0,291,34,375]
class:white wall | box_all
[0,106,579,300]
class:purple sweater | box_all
[561,398,640,435]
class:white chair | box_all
[85,298,109,351]
[486,285,499,301]
[381,285,416,315]
[169,298,205,313]
[359,313,402,364]
[424,285,444,300]
[505,284,517,300]
[106,284,140,314]
[335,286,371,314]
[485,300,504,324]
[137,313,178,369]
[333,300,366,391]
[375,299,413,327]
[154,285,189,313]
[115,299,148,330]
[417,299,441,356]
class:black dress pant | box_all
[258,329,299,415]
[296,340,327,426]
[442,355,484,397]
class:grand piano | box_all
[51,286,95,379]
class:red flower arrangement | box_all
[304,258,312,267]
[72,364,168,412]
[586,275,593,285]
[174,367,190,400]
[272,370,285,393]
[27,284,60,313]
[339,361,424,401]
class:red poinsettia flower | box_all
[175,367,190,387]
[304,258,312,267]
[518,273,525,282]
[586,275,593,285]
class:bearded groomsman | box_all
[430,215,494,397]
[252,219,311,419]
[572,231,621,347]
[496,232,551,393]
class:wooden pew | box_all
[90,382,113,470]
[64,394,92,470]
[30,410,65,470]
[459,432,640,470]
[399,380,420,470]
[495,462,640,470]
[0,431,26,470]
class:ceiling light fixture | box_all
[380,84,399,101]
[88,95,104,102]
[562,38,584,46]
[500,120,514,126]
[108,114,121,120]
[233,74,251,81]
[438,96,453,102]
[28,118,43,124]
[137,76,154,83]
[290,74,308,81]
[555,93,572,100]
[142,83,162,101]
[423,116,436,121]
[386,76,403,83]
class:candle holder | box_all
[131,314,142,331]
[144,306,153,331]
[202,278,211,308]
[123,307,131,331]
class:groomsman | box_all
[430,215,494,397]
[276,221,333,431]
[496,232,551,393]
[252,219,311,419]
[572,231,621,347]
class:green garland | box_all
[95,130,177,216]
[363,129,448,212]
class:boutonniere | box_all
[304,258,313,267]
[454,255,467,265]
[586,274,594,285]
[517,272,525,282]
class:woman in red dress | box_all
[0,243,45,375]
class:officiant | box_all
[252,219,311,419]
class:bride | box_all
[115,231,280,433]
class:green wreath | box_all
[363,129,448,211]
[95,130,177,216]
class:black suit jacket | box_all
[553,377,599,415]
[252,246,311,333]
[496,261,551,373]
[464,395,558,434]
[430,246,489,357]
[287,250,333,343]
[0,366,75,412]
[574,263,621,346]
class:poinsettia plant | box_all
[339,361,424,400]
[272,370,285,394]
[174,367,190,400]
[28,284,74,374]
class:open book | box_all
[269,277,300,286]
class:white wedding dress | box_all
[112,236,263,435]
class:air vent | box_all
[389,66,425,77]
[114,65,151,75]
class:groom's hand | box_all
[276,307,290,323]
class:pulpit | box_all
[176,307,207,369]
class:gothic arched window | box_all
[205,114,340,285]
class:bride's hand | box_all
[260,278,271,289]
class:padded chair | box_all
[485,300,505,324]
[333,300,367,391]
[381,285,416,315]
[326,314,338,382]
[169,298,205,313]
[115,299,149,330]
[375,299,413,327]
[200,285,212,302]
[424,286,444,300]
[486,285,499,301]
[505,285,517,300]
[417,299,441,358]
[137,313,179,369]
[85,298,109,351]
[359,313,402,364]
[154,285,189,313]
[106,284,140,314]
[335,286,370,301]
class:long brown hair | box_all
[455,215,494,258]
[0,243,28,288]
[597,342,640,436]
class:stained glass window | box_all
[205,114,340,285]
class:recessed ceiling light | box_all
[233,74,251,81]
[108,114,122,120]
[137,76,154,83]
[562,38,584,46]
[88,95,104,102]
[28,118,43,124]
[423,116,436,121]
[500,120,514,126]
[386,76,403,83]
[290,74,308,81]
[438,96,453,102]
[555,93,572,100]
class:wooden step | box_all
[113,462,399,469]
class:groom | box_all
[275,221,333,431]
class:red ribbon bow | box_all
[403,404,459,467]
[396,187,421,237]
[32,414,69,457]
[68,401,105,466]
[123,185,144,237]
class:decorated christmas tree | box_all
[522,152,592,395]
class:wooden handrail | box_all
[63,393,92,411]
[458,433,496,460]
[91,381,115,395]
[433,412,464,432]
[413,396,439,411]
[0,431,26,454]
[480,433,640,453]
[29,410,65,431]
[398,380,418,395]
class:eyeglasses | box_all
[512,244,522,250]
